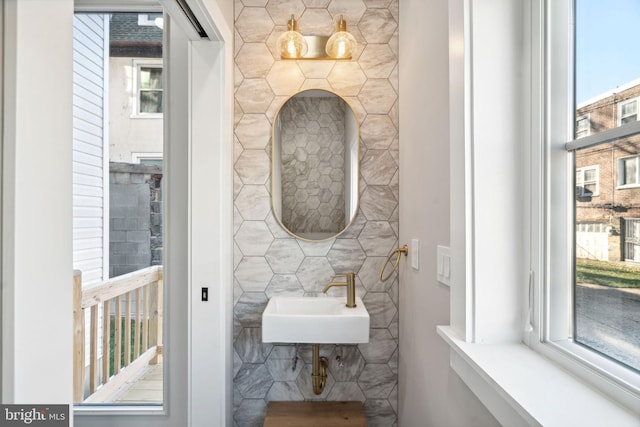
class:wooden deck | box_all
[105,363,163,404]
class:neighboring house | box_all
[108,13,164,277]
[109,12,164,164]
[575,79,640,261]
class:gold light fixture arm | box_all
[379,245,408,282]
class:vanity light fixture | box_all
[277,14,356,60]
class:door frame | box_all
[74,2,234,426]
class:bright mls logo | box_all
[1,405,69,426]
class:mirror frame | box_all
[271,88,360,242]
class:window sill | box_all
[437,325,640,427]
[130,114,163,119]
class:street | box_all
[576,284,640,371]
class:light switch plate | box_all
[411,239,419,270]
[437,245,451,286]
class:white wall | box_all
[109,57,163,162]
[398,0,499,425]
[2,0,74,403]
[200,0,232,39]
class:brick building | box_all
[575,79,640,262]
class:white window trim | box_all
[617,155,640,189]
[618,97,639,127]
[576,164,599,196]
[132,59,163,119]
[530,0,640,416]
[132,152,163,164]
[441,0,640,424]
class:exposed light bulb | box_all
[277,15,308,59]
[325,15,356,59]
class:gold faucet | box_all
[322,272,357,308]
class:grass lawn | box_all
[109,317,144,376]
[576,259,640,288]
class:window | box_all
[132,152,163,167]
[618,155,640,187]
[576,115,590,138]
[620,98,638,125]
[137,13,163,27]
[576,165,599,196]
[134,60,163,116]
[539,0,640,413]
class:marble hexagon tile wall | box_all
[233,0,399,426]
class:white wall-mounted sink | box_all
[262,296,370,344]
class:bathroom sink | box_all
[262,296,369,344]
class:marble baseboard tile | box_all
[265,381,305,402]
[358,364,395,399]
[363,291,397,328]
[234,327,273,363]
[363,399,397,427]
[358,328,396,363]
[328,345,366,382]
[327,381,366,402]
[326,238,367,272]
[265,274,305,298]
[235,363,274,399]
[235,292,269,327]
[234,398,268,427]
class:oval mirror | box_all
[272,89,359,241]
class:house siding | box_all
[73,13,108,287]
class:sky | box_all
[576,0,640,104]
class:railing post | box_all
[89,305,99,394]
[157,267,163,362]
[114,295,122,375]
[73,270,85,403]
[124,292,132,367]
[149,267,163,364]
[102,300,111,385]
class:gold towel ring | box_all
[379,245,408,282]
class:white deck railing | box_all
[73,266,163,403]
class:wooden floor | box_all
[108,363,163,404]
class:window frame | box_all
[617,155,640,188]
[137,13,162,27]
[529,0,640,415]
[132,152,163,164]
[132,59,163,118]
[619,97,639,126]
